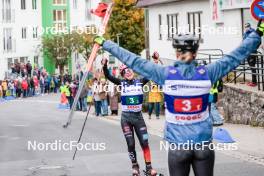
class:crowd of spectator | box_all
[0,61,62,99]
[1,61,164,119]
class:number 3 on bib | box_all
[174,98,203,113]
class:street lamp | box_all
[115,33,123,71]
[116,33,122,46]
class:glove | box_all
[256,20,264,36]
[94,36,106,46]
[101,58,108,66]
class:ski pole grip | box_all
[258,19,263,27]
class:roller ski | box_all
[143,168,164,176]
[143,169,163,176]
[132,164,140,176]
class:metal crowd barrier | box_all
[160,49,264,92]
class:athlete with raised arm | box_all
[102,59,157,176]
[95,22,264,176]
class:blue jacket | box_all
[103,32,260,86]
[102,32,261,143]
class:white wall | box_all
[69,0,102,75]
[147,0,244,61]
[70,0,101,28]
[0,0,42,79]
[13,0,42,61]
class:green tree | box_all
[70,29,96,61]
[107,0,145,55]
[42,34,73,76]
[42,28,96,78]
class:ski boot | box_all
[132,164,140,176]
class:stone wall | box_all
[218,84,264,127]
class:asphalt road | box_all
[0,94,264,176]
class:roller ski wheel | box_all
[132,165,140,176]
[143,169,164,176]
[132,168,140,176]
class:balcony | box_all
[1,9,15,23]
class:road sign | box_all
[251,0,264,20]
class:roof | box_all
[136,0,181,7]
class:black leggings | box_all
[121,112,152,168]
[168,145,215,176]
[247,55,257,84]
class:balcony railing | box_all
[161,49,264,92]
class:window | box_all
[73,0,78,9]
[33,27,38,38]
[20,57,28,64]
[32,0,37,9]
[167,13,178,40]
[3,28,13,52]
[145,9,150,59]
[241,8,258,35]
[34,56,39,66]
[21,0,26,10]
[53,0,66,5]
[188,12,202,38]
[53,10,67,31]
[2,0,12,23]
[7,58,13,70]
[72,26,78,31]
[158,14,162,40]
[22,27,27,39]
[85,0,92,20]
[14,58,19,64]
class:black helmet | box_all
[172,34,200,53]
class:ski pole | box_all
[63,2,113,128]
[72,94,94,160]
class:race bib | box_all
[174,98,203,113]
[125,96,140,105]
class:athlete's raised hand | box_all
[101,58,108,66]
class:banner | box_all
[221,0,254,10]
[211,0,224,23]
[211,0,254,23]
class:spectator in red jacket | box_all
[21,78,28,98]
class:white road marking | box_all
[28,165,68,170]
[12,99,58,104]
[10,137,20,140]
[10,124,29,127]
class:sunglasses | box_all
[121,68,132,75]
[177,49,193,54]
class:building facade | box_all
[0,0,101,79]
[41,0,71,74]
[69,0,101,75]
[137,0,257,63]
[0,0,42,79]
